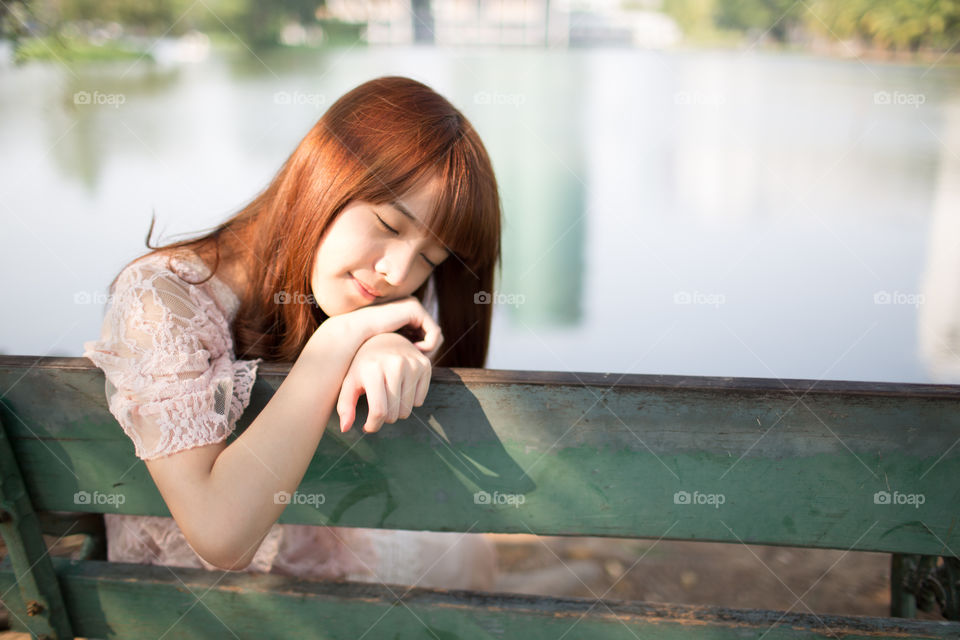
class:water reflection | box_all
[1,46,957,384]
[919,95,960,384]
[489,53,587,328]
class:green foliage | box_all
[806,0,960,51]
[661,0,717,36]
[9,0,333,52]
[661,0,960,52]
[13,34,148,62]
[714,0,805,41]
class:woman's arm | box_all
[144,317,363,569]
[144,297,442,570]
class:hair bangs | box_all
[422,134,499,273]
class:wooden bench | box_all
[1,354,958,639]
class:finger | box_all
[383,363,403,424]
[337,375,362,433]
[362,370,387,433]
[414,315,443,353]
[425,339,444,363]
[413,367,431,408]
[399,367,417,419]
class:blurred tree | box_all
[713,0,805,42]
[661,0,960,53]
[0,1,30,43]
[806,0,960,52]
[58,0,189,34]
[219,0,325,47]
[13,0,330,47]
[661,0,718,38]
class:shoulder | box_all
[112,249,239,323]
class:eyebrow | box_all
[389,200,419,225]
[389,200,453,257]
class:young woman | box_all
[82,75,502,589]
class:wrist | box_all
[308,315,366,353]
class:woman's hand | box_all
[327,296,444,359]
[336,332,433,434]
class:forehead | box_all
[388,174,442,230]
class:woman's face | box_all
[310,175,452,316]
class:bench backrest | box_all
[2,356,958,553]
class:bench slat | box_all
[1,356,958,556]
[1,557,958,639]
[0,416,73,638]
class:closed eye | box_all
[375,213,438,268]
[374,214,399,235]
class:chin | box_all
[309,292,337,317]
[319,302,348,316]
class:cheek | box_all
[313,229,350,273]
[405,272,431,297]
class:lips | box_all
[352,275,381,299]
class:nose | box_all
[375,242,418,287]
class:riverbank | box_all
[5,31,959,69]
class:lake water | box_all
[2,44,958,385]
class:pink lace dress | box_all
[82,248,495,590]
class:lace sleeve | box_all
[82,260,261,460]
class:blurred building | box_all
[321,0,680,48]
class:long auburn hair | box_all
[113,76,502,368]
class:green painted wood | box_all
[1,557,958,639]
[0,416,73,639]
[1,356,959,556]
